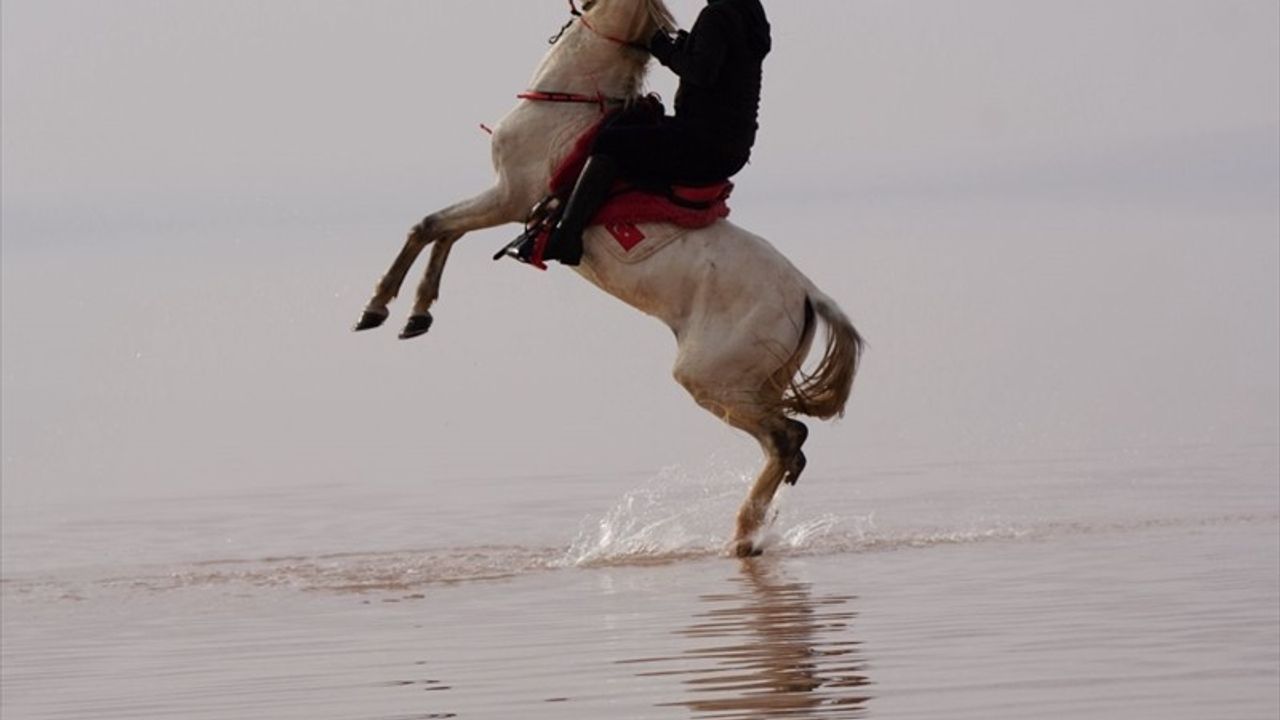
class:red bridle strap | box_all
[516,89,621,113]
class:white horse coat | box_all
[356,0,863,556]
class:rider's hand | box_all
[648,29,686,62]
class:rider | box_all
[543,0,772,265]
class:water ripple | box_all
[3,512,1273,603]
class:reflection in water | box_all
[622,559,872,718]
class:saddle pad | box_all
[587,221,692,265]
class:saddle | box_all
[495,101,733,269]
[496,179,732,268]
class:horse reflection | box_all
[623,559,871,718]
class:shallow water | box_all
[3,444,1278,719]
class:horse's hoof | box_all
[734,540,763,558]
[399,313,434,340]
[353,308,389,332]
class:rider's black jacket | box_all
[648,0,771,157]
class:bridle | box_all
[524,0,656,111]
[549,0,653,48]
[567,0,637,46]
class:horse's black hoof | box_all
[734,540,764,558]
[353,308,389,332]
[399,313,434,340]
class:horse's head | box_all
[580,0,677,46]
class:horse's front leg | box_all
[354,185,518,333]
[398,233,460,339]
[353,219,440,332]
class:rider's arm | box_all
[648,7,731,87]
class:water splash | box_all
[562,463,752,565]
[560,464,857,566]
[757,511,847,553]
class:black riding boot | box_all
[544,154,618,266]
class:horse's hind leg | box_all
[676,347,812,555]
[675,378,795,557]
[777,419,809,487]
[735,443,787,557]
[732,413,812,557]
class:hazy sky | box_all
[2,0,1278,508]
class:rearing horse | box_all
[354,0,864,557]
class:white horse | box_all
[355,0,864,557]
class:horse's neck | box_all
[527,25,646,99]
[497,18,650,208]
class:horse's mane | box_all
[624,0,677,100]
[581,0,677,39]
[645,0,677,35]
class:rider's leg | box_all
[543,154,619,266]
[541,122,689,266]
[595,120,749,185]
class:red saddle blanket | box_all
[530,118,732,265]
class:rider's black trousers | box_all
[593,117,750,186]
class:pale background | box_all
[3,0,1278,510]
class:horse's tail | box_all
[780,289,865,420]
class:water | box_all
[3,443,1277,719]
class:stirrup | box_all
[493,196,561,264]
[493,223,543,264]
